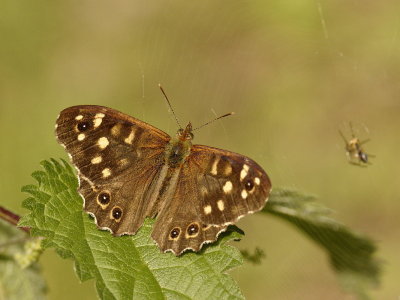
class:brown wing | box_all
[151,163,228,255]
[191,145,271,225]
[55,105,170,235]
[151,144,271,255]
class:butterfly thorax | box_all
[165,123,193,167]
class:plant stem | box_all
[0,206,30,233]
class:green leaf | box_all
[19,159,244,300]
[263,188,381,299]
[0,221,46,300]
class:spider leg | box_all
[348,161,367,168]
[338,130,348,145]
[359,138,371,145]
[349,121,356,138]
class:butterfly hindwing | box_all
[151,162,228,254]
[55,105,170,235]
[151,145,271,255]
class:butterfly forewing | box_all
[55,105,170,235]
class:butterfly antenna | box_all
[193,112,235,131]
[159,84,182,129]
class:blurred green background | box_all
[1,1,399,299]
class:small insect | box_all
[339,122,374,166]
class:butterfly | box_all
[55,102,271,255]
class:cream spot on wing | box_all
[204,205,212,215]
[98,203,108,210]
[223,181,233,194]
[93,118,102,128]
[124,128,136,144]
[119,158,129,166]
[111,123,122,136]
[77,133,85,141]
[217,200,225,211]
[91,156,102,164]
[75,115,83,120]
[223,164,232,176]
[240,164,249,181]
[241,189,248,199]
[98,137,109,149]
[255,177,261,185]
[211,157,220,175]
[96,113,105,118]
[102,168,111,178]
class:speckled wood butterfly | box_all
[55,101,271,255]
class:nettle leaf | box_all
[0,221,46,300]
[19,159,244,300]
[263,188,381,299]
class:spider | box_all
[339,123,374,166]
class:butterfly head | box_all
[177,123,194,141]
